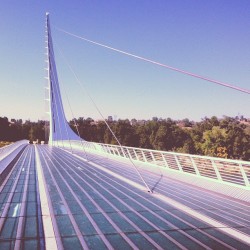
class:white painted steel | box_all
[53,140,250,189]
[0,140,28,161]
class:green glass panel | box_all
[83,235,107,250]
[0,193,8,203]
[108,212,137,233]
[73,214,96,235]
[62,236,82,250]
[126,232,156,250]
[12,192,23,203]
[15,184,24,193]
[27,192,36,202]
[106,233,133,250]
[7,203,21,218]
[26,202,37,216]
[27,185,36,192]
[24,217,37,237]
[0,240,15,250]
[124,212,155,231]
[53,201,67,215]
[91,213,116,234]
[22,239,38,250]
[56,215,76,236]
[0,218,18,239]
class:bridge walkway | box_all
[73,149,250,236]
[0,145,45,249]
[36,145,249,249]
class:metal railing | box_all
[53,140,250,188]
[0,140,28,161]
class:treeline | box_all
[0,117,45,142]
[1,116,250,160]
[69,116,250,161]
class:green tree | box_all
[201,126,227,157]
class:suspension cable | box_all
[54,26,250,95]
[53,38,152,193]
[54,43,89,160]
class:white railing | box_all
[0,140,29,161]
[53,140,250,188]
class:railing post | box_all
[106,145,112,155]
[174,155,183,171]
[126,148,133,159]
[110,146,116,156]
[161,153,169,168]
[142,150,148,163]
[133,149,139,161]
[150,152,157,165]
[116,146,121,157]
[239,163,250,187]
[190,156,200,176]
[211,159,223,181]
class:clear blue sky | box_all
[0,1,250,122]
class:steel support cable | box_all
[46,26,63,148]
[48,19,74,152]
[49,29,65,149]
[52,65,73,152]
[48,20,72,151]
[54,43,89,160]
[50,51,73,152]
[49,61,64,148]
[54,26,250,95]
[53,40,152,193]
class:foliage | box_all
[1,115,250,160]
[0,117,45,143]
[0,141,12,148]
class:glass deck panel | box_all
[56,215,76,236]
[27,191,36,202]
[106,233,133,250]
[203,228,250,249]
[108,212,138,233]
[7,203,21,218]
[147,231,182,249]
[139,211,174,231]
[73,214,97,235]
[61,236,82,250]
[0,193,8,204]
[155,210,193,230]
[0,240,15,250]
[167,230,203,249]
[1,184,12,194]
[27,184,36,192]
[66,199,83,215]
[79,200,100,214]
[22,239,39,250]
[0,217,18,239]
[126,232,156,249]
[24,216,38,238]
[26,201,37,216]
[91,213,117,234]
[93,199,117,213]
[12,192,22,203]
[53,201,68,215]
[123,211,156,232]
[83,235,107,249]
[14,184,24,193]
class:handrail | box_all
[53,140,250,188]
[0,140,29,161]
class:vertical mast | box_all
[45,13,53,144]
[45,13,82,144]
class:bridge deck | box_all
[0,145,249,249]
[75,149,250,235]
[0,145,44,249]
